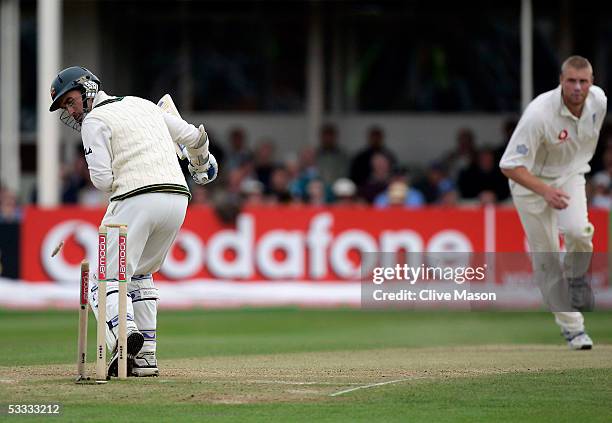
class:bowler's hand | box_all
[543,187,570,209]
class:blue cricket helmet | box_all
[49,66,100,112]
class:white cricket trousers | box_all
[88,192,188,353]
[512,173,593,333]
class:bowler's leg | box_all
[513,194,568,310]
[558,174,595,312]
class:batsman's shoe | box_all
[131,351,159,377]
[568,277,595,311]
[107,330,145,378]
[563,331,593,350]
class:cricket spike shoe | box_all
[131,351,160,377]
[563,331,593,350]
[107,330,145,378]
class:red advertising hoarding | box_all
[20,206,608,283]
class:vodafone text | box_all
[40,213,475,281]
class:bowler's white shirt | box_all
[500,85,607,195]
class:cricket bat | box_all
[157,94,188,160]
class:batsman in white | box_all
[500,56,607,350]
[49,66,219,376]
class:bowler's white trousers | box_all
[88,192,188,354]
[512,173,593,333]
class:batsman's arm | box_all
[158,93,217,185]
[163,112,217,184]
[80,117,114,192]
[157,94,188,159]
[161,113,210,159]
[157,94,210,161]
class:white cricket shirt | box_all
[81,91,202,201]
[499,85,607,195]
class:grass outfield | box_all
[1,309,611,422]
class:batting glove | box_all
[188,153,218,185]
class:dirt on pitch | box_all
[1,345,611,404]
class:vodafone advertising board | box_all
[20,206,608,283]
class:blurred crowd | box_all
[2,119,612,222]
[173,121,519,212]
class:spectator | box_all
[585,143,612,209]
[414,161,453,204]
[268,165,293,204]
[305,179,329,206]
[600,143,612,172]
[332,178,360,206]
[493,118,519,163]
[358,153,393,203]
[589,173,612,209]
[387,182,408,207]
[61,146,104,205]
[443,127,477,180]
[437,179,459,206]
[225,127,253,171]
[283,153,301,184]
[374,166,425,208]
[349,126,397,187]
[289,146,320,201]
[224,161,254,206]
[240,179,266,206]
[588,123,612,175]
[316,123,350,185]
[458,147,510,202]
[189,185,211,206]
[253,139,278,191]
